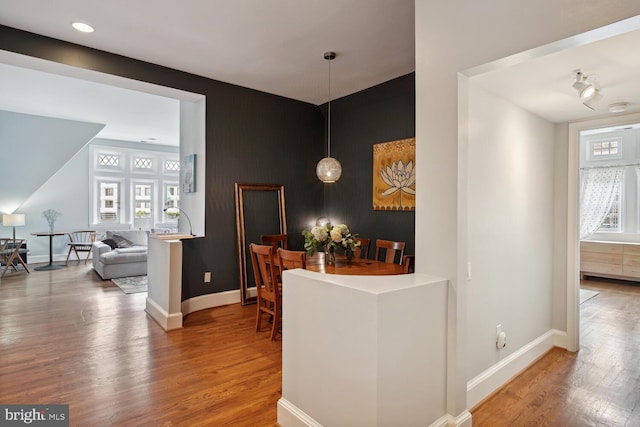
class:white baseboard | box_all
[277,398,323,427]
[180,287,258,317]
[277,397,469,427]
[181,289,241,315]
[430,411,472,427]
[467,329,565,408]
[28,254,81,265]
[145,297,182,330]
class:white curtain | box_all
[579,167,624,240]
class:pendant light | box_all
[316,51,342,183]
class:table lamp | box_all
[3,214,26,241]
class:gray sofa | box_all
[92,230,149,279]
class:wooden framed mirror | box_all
[235,183,287,305]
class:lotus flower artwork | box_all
[380,160,416,206]
[372,138,416,211]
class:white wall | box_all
[553,123,569,332]
[15,144,91,262]
[179,98,206,236]
[466,84,555,378]
[415,0,640,420]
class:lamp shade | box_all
[3,214,25,227]
[316,157,342,183]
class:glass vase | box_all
[325,245,336,265]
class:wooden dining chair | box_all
[277,248,306,271]
[249,243,281,341]
[375,239,406,264]
[260,234,288,250]
[0,238,30,278]
[353,237,371,259]
[402,254,415,274]
[66,230,97,265]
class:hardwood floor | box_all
[472,278,640,426]
[0,264,280,426]
[3,266,639,426]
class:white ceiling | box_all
[0,0,639,142]
[0,61,181,144]
[0,0,415,105]
[470,27,640,124]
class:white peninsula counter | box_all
[277,269,449,427]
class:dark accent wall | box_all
[323,73,416,256]
[0,25,323,298]
[1,25,415,301]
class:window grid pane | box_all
[99,182,119,223]
[165,160,180,171]
[134,184,152,217]
[98,154,119,167]
[134,158,153,169]
[593,140,619,157]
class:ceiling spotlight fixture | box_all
[316,51,342,184]
[572,70,602,110]
[572,70,594,99]
[72,22,95,33]
[582,89,602,111]
[609,102,629,113]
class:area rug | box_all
[111,276,148,294]
[580,288,599,304]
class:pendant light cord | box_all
[327,57,332,158]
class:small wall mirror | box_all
[235,183,287,305]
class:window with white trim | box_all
[98,181,121,223]
[580,128,639,237]
[90,143,179,228]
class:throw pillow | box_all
[102,238,118,250]
[110,234,134,248]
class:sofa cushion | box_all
[102,238,119,249]
[106,230,148,247]
[110,234,133,248]
[100,249,147,265]
[114,247,147,254]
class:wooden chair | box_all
[260,234,288,250]
[353,237,371,259]
[277,248,306,271]
[66,230,97,265]
[402,255,415,274]
[375,239,406,264]
[0,238,30,278]
[249,243,281,341]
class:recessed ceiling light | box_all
[71,22,95,33]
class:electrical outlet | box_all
[204,271,211,283]
[496,324,507,349]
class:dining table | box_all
[305,252,406,275]
[31,232,68,271]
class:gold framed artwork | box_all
[372,138,416,211]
